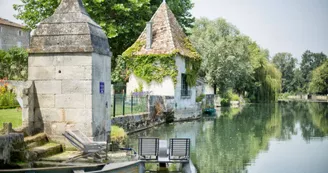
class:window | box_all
[181,73,190,97]
[18,30,22,36]
[17,41,22,48]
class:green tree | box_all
[300,50,327,90]
[247,42,281,102]
[150,0,194,31]
[272,52,297,92]
[189,18,253,94]
[14,0,195,71]
[290,68,304,93]
[309,60,328,94]
[0,47,28,80]
[190,18,281,102]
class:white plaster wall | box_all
[126,73,174,96]
[126,55,197,112]
[174,55,196,109]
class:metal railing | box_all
[111,93,149,117]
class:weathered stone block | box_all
[34,81,61,94]
[36,95,55,108]
[55,94,85,108]
[50,122,67,136]
[64,109,92,123]
[28,67,55,80]
[61,80,91,94]
[35,108,61,122]
[85,95,92,109]
[29,55,54,67]
[55,66,86,80]
[55,54,92,66]
[84,66,92,80]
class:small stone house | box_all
[0,17,30,50]
[124,1,201,118]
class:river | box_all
[129,102,328,173]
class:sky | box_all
[191,0,328,61]
[1,0,327,62]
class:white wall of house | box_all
[174,55,196,109]
[126,55,197,111]
[126,73,175,96]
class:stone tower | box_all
[26,0,111,141]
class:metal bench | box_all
[138,137,159,160]
[169,138,190,160]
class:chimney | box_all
[146,22,152,49]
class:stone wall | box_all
[0,24,30,50]
[111,113,163,133]
[0,133,25,166]
[27,53,110,142]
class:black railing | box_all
[111,94,149,117]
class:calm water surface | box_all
[129,102,328,173]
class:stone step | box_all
[24,133,48,146]
[41,151,82,162]
[29,143,63,159]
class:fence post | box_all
[113,94,116,117]
[123,94,125,116]
[131,95,133,115]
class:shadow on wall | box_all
[23,81,44,136]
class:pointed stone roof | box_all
[123,2,199,59]
[29,0,110,55]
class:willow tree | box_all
[189,18,253,94]
[190,18,281,102]
[247,42,281,102]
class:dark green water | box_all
[129,102,328,173]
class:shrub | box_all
[220,89,240,106]
[0,47,28,80]
[220,98,230,107]
[0,79,19,109]
[111,125,127,145]
[196,94,205,102]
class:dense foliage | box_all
[309,60,328,94]
[14,0,195,70]
[273,50,327,94]
[272,53,297,93]
[300,50,327,91]
[121,40,200,86]
[0,47,28,80]
[190,18,281,102]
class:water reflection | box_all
[128,102,328,173]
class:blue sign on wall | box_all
[99,82,105,94]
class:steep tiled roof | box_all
[124,2,199,59]
[0,17,25,28]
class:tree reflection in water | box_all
[128,102,328,173]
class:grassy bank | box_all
[0,109,22,129]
